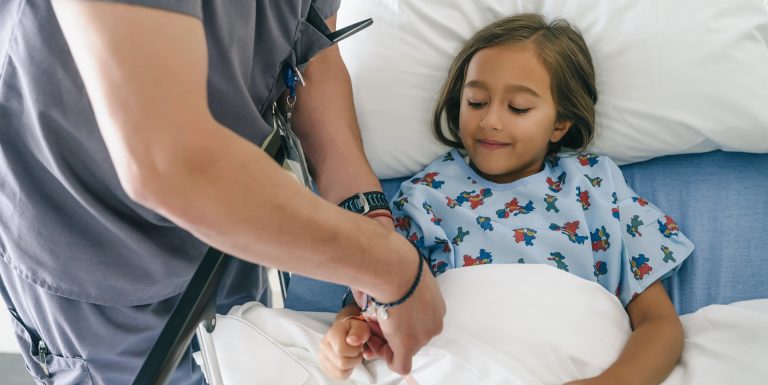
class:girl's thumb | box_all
[346,321,371,347]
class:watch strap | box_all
[338,191,390,214]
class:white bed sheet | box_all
[199,265,768,385]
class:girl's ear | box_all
[551,119,573,142]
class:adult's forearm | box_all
[137,119,412,302]
[52,1,411,301]
[291,44,383,205]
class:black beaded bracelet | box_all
[362,250,426,320]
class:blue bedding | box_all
[286,150,768,315]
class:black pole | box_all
[131,248,229,385]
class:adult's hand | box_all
[371,239,445,375]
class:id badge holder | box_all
[270,99,313,188]
[266,7,373,188]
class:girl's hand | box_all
[319,315,371,380]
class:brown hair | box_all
[433,13,597,155]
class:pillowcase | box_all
[337,0,768,178]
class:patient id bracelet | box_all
[338,191,390,215]
[361,250,425,321]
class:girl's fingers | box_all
[319,349,355,380]
[346,318,371,348]
[326,321,355,355]
[324,348,362,373]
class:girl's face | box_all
[459,41,571,184]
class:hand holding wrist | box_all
[371,256,445,375]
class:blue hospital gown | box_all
[392,149,694,306]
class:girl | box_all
[320,13,693,385]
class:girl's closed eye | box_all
[508,105,531,114]
[467,100,487,109]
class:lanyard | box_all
[283,64,306,121]
[273,64,312,188]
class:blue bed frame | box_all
[286,150,768,315]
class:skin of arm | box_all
[565,281,684,385]
[291,17,387,208]
[51,2,444,374]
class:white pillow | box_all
[337,0,768,178]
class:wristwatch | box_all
[338,191,390,214]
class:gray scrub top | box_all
[0,0,341,306]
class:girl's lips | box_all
[477,139,510,150]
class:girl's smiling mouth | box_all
[477,138,511,150]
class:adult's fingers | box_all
[362,333,386,360]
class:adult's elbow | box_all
[118,161,173,211]
[112,140,200,212]
[114,124,219,218]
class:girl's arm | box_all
[567,281,683,385]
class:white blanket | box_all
[200,265,768,385]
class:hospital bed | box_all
[182,151,768,385]
[289,150,768,317]
[132,0,768,384]
[131,150,768,385]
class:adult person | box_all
[0,1,445,384]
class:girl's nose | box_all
[479,104,503,131]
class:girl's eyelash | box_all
[466,100,531,114]
[467,100,486,108]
